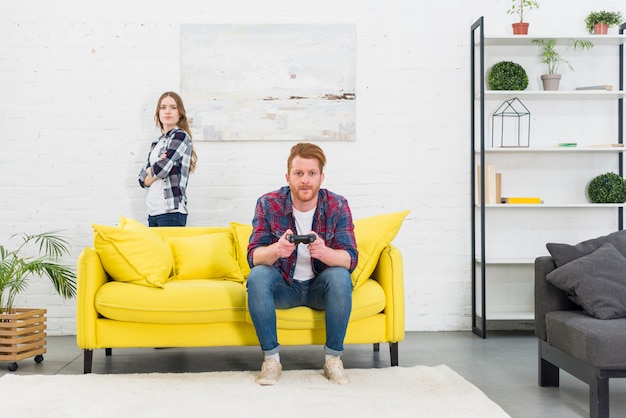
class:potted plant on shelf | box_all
[0,230,76,371]
[487,61,529,91]
[507,0,540,35]
[585,10,623,34]
[587,172,626,203]
[533,39,594,91]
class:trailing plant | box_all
[0,230,76,313]
[507,0,540,23]
[532,39,594,75]
[487,61,528,91]
[585,10,623,33]
[587,172,626,203]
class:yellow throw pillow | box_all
[231,222,253,279]
[118,215,148,232]
[166,233,244,282]
[351,210,409,289]
[92,224,173,288]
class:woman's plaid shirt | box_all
[138,128,192,212]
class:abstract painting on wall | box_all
[180,24,356,141]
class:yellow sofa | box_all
[76,212,407,373]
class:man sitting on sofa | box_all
[246,142,358,386]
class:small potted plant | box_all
[0,230,76,371]
[587,172,626,203]
[585,11,623,34]
[507,0,540,35]
[533,39,593,90]
[487,61,529,91]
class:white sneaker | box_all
[256,358,282,385]
[323,357,350,384]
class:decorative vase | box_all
[541,74,561,91]
[593,23,609,34]
[0,308,47,371]
[512,22,529,35]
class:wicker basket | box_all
[0,308,47,370]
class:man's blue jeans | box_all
[246,265,352,356]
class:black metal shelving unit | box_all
[470,17,626,338]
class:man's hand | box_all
[276,229,298,259]
[307,232,326,260]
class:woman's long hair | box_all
[154,91,197,173]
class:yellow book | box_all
[501,197,542,204]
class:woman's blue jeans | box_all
[246,265,353,357]
[148,212,187,227]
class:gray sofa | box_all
[535,230,626,418]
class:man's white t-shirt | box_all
[292,207,315,281]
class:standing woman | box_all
[138,92,198,227]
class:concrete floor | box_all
[1,331,625,418]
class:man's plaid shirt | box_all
[247,185,358,283]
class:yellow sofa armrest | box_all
[370,244,405,342]
[76,247,109,349]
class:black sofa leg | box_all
[84,349,93,374]
[590,376,609,418]
[105,348,112,356]
[389,342,398,366]
[373,343,380,352]
[539,357,560,387]
[538,343,559,387]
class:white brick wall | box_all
[0,0,620,335]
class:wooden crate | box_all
[0,308,47,362]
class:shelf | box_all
[480,35,626,47]
[479,90,626,100]
[470,17,625,337]
[476,147,625,153]
[478,312,534,321]
[475,257,535,264]
[476,203,625,208]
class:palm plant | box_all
[0,231,76,313]
[533,39,594,75]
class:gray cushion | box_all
[546,310,626,368]
[546,243,626,319]
[546,229,626,267]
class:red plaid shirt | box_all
[247,186,358,283]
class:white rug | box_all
[0,364,510,418]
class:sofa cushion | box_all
[244,278,387,329]
[95,280,247,324]
[231,222,253,279]
[166,233,244,282]
[546,310,626,368]
[92,223,173,288]
[118,215,149,232]
[546,243,626,319]
[546,229,626,267]
[351,210,409,289]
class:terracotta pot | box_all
[512,22,529,35]
[594,23,609,34]
[541,74,561,91]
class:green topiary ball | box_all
[587,172,626,203]
[487,61,529,91]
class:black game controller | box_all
[286,234,316,245]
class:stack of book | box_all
[501,197,542,204]
[476,165,501,204]
[575,85,613,91]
